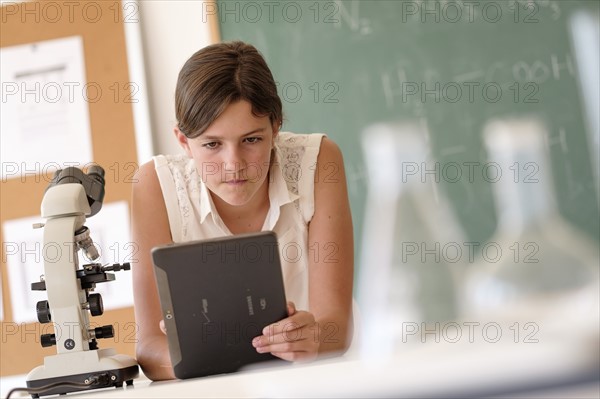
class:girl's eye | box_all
[245,137,262,144]
[203,142,219,149]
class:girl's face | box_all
[177,100,278,207]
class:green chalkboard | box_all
[218,0,600,257]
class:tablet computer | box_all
[151,231,288,379]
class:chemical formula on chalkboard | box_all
[219,0,600,247]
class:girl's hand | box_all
[252,302,320,362]
[159,319,167,335]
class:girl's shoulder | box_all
[153,153,193,170]
[275,131,326,152]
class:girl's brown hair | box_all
[175,41,283,138]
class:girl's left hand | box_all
[252,301,320,362]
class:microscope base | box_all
[26,349,139,397]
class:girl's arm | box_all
[131,161,176,380]
[252,137,354,360]
[307,137,354,354]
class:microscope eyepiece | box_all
[48,165,106,217]
[87,165,105,183]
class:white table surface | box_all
[3,335,598,399]
[3,290,599,398]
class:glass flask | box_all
[358,121,467,359]
[461,118,599,319]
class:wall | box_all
[137,0,215,158]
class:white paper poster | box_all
[0,35,93,180]
[2,215,46,324]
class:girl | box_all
[131,41,354,380]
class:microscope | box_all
[25,166,139,397]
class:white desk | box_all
[4,292,599,398]
[4,335,598,399]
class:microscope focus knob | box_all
[36,300,52,323]
[88,293,104,316]
[94,325,114,339]
[41,334,56,347]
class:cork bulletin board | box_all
[0,0,150,376]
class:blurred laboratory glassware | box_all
[358,121,467,360]
[569,10,600,206]
[461,118,599,320]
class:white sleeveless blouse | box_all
[153,132,325,311]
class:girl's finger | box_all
[262,311,314,336]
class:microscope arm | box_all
[42,213,91,352]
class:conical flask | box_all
[462,118,599,319]
[358,121,466,359]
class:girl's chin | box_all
[208,179,266,207]
[213,190,253,207]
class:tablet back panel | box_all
[152,232,287,379]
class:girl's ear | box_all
[174,126,193,157]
